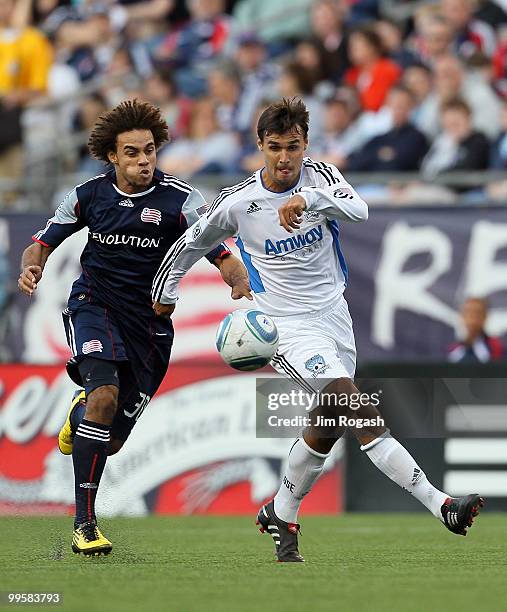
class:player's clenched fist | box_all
[18,265,42,296]
[153,301,175,318]
[278,194,307,232]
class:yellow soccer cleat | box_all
[72,521,112,556]
[58,390,86,455]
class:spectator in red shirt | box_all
[344,25,401,111]
[492,27,507,89]
[448,297,504,363]
[493,37,507,81]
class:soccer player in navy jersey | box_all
[18,99,250,556]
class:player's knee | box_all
[107,439,124,455]
[322,377,357,397]
[86,385,119,424]
[302,430,341,455]
[320,377,357,417]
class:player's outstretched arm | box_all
[18,242,54,296]
[292,161,368,223]
[152,212,236,313]
[22,186,85,296]
[153,254,251,318]
[296,184,368,223]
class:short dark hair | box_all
[88,99,169,162]
[257,97,310,141]
[389,84,416,103]
[377,17,404,35]
[350,24,386,57]
[441,97,471,116]
[405,61,432,76]
[210,60,242,84]
[281,61,319,95]
[325,97,350,111]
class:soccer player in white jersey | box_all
[152,98,483,562]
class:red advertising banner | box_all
[0,364,342,516]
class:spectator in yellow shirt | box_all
[0,0,53,95]
[0,0,53,181]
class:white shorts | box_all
[269,295,356,392]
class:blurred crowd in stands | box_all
[2,0,507,206]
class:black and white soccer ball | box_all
[215,309,279,371]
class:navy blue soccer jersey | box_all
[33,168,229,315]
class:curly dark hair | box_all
[257,97,310,142]
[88,99,169,162]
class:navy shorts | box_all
[62,301,173,441]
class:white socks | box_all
[273,434,448,524]
[273,438,328,523]
[361,435,448,519]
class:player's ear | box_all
[107,150,118,165]
[303,138,308,151]
[257,137,263,152]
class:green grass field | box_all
[1,514,506,612]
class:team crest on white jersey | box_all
[304,211,321,222]
[304,354,330,377]
[192,223,202,240]
[333,187,354,200]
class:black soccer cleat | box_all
[256,500,304,562]
[440,494,485,536]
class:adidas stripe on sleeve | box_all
[32,187,85,247]
[152,188,238,304]
[179,186,230,263]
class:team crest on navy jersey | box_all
[82,340,104,354]
[141,207,162,225]
[304,354,330,377]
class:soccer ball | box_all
[215,309,279,371]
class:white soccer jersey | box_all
[152,158,368,317]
